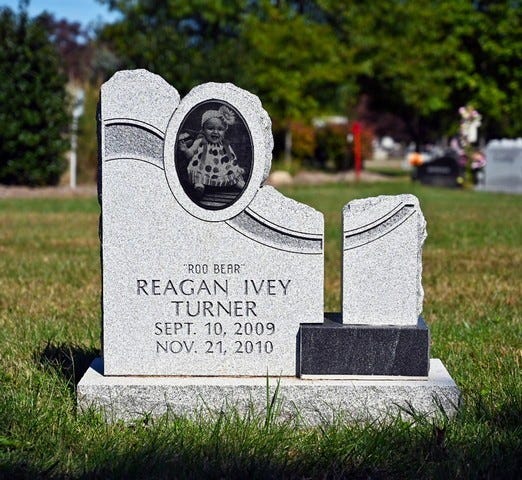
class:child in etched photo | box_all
[178,105,246,197]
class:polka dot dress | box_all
[187,140,244,187]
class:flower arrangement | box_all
[457,105,485,187]
[459,105,482,145]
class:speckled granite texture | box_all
[83,70,461,424]
[342,194,427,325]
[78,358,460,424]
[100,70,324,377]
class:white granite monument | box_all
[342,194,425,326]
[78,70,459,423]
[99,72,323,377]
[483,139,522,194]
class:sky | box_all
[1,0,120,26]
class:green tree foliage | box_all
[0,5,69,186]
[99,0,521,143]
[99,1,357,165]
[238,5,355,123]
[77,83,100,183]
[472,0,522,138]
[319,0,522,140]
[237,4,355,164]
[99,0,249,93]
[99,1,354,119]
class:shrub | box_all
[77,82,99,183]
[315,124,350,171]
[0,6,69,186]
[290,121,316,165]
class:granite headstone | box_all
[414,155,462,188]
[299,194,430,377]
[483,139,522,194]
[100,71,324,377]
[78,69,460,424]
[342,194,426,326]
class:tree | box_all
[99,1,355,163]
[320,0,522,142]
[76,82,100,183]
[238,4,355,163]
[470,0,522,138]
[98,0,521,148]
[99,0,249,94]
[38,13,92,82]
[0,4,69,186]
[239,5,354,123]
[317,1,470,142]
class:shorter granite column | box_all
[300,194,430,377]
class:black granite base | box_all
[299,314,430,377]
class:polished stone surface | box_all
[300,314,429,377]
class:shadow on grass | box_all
[0,462,54,480]
[64,408,522,479]
[35,342,98,390]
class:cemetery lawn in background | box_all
[364,164,410,179]
[0,181,520,479]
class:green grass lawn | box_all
[1,181,520,479]
[364,164,410,178]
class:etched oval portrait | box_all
[174,100,253,210]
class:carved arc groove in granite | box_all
[344,204,415,250]
[226,210,322,254]
[247,207,322,239]
[105,117,165,137]
[103,121,164,169]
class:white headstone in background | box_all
[100,70,324,377]
[342,194,426,326]
[484,139,522,194]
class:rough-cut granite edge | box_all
[343,194,427,317]
[246,185,324,236]
[78,359,460,425]
[101,69,180,135]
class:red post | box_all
[352,122,362,180]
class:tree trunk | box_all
[412,113,421,151]
[284,127,292,167]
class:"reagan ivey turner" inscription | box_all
[135,270,292,356]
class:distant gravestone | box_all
[483,139,522,194]
[415,155,461,188]
[78,70,459,423]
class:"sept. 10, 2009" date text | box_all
[154,321,275,355]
